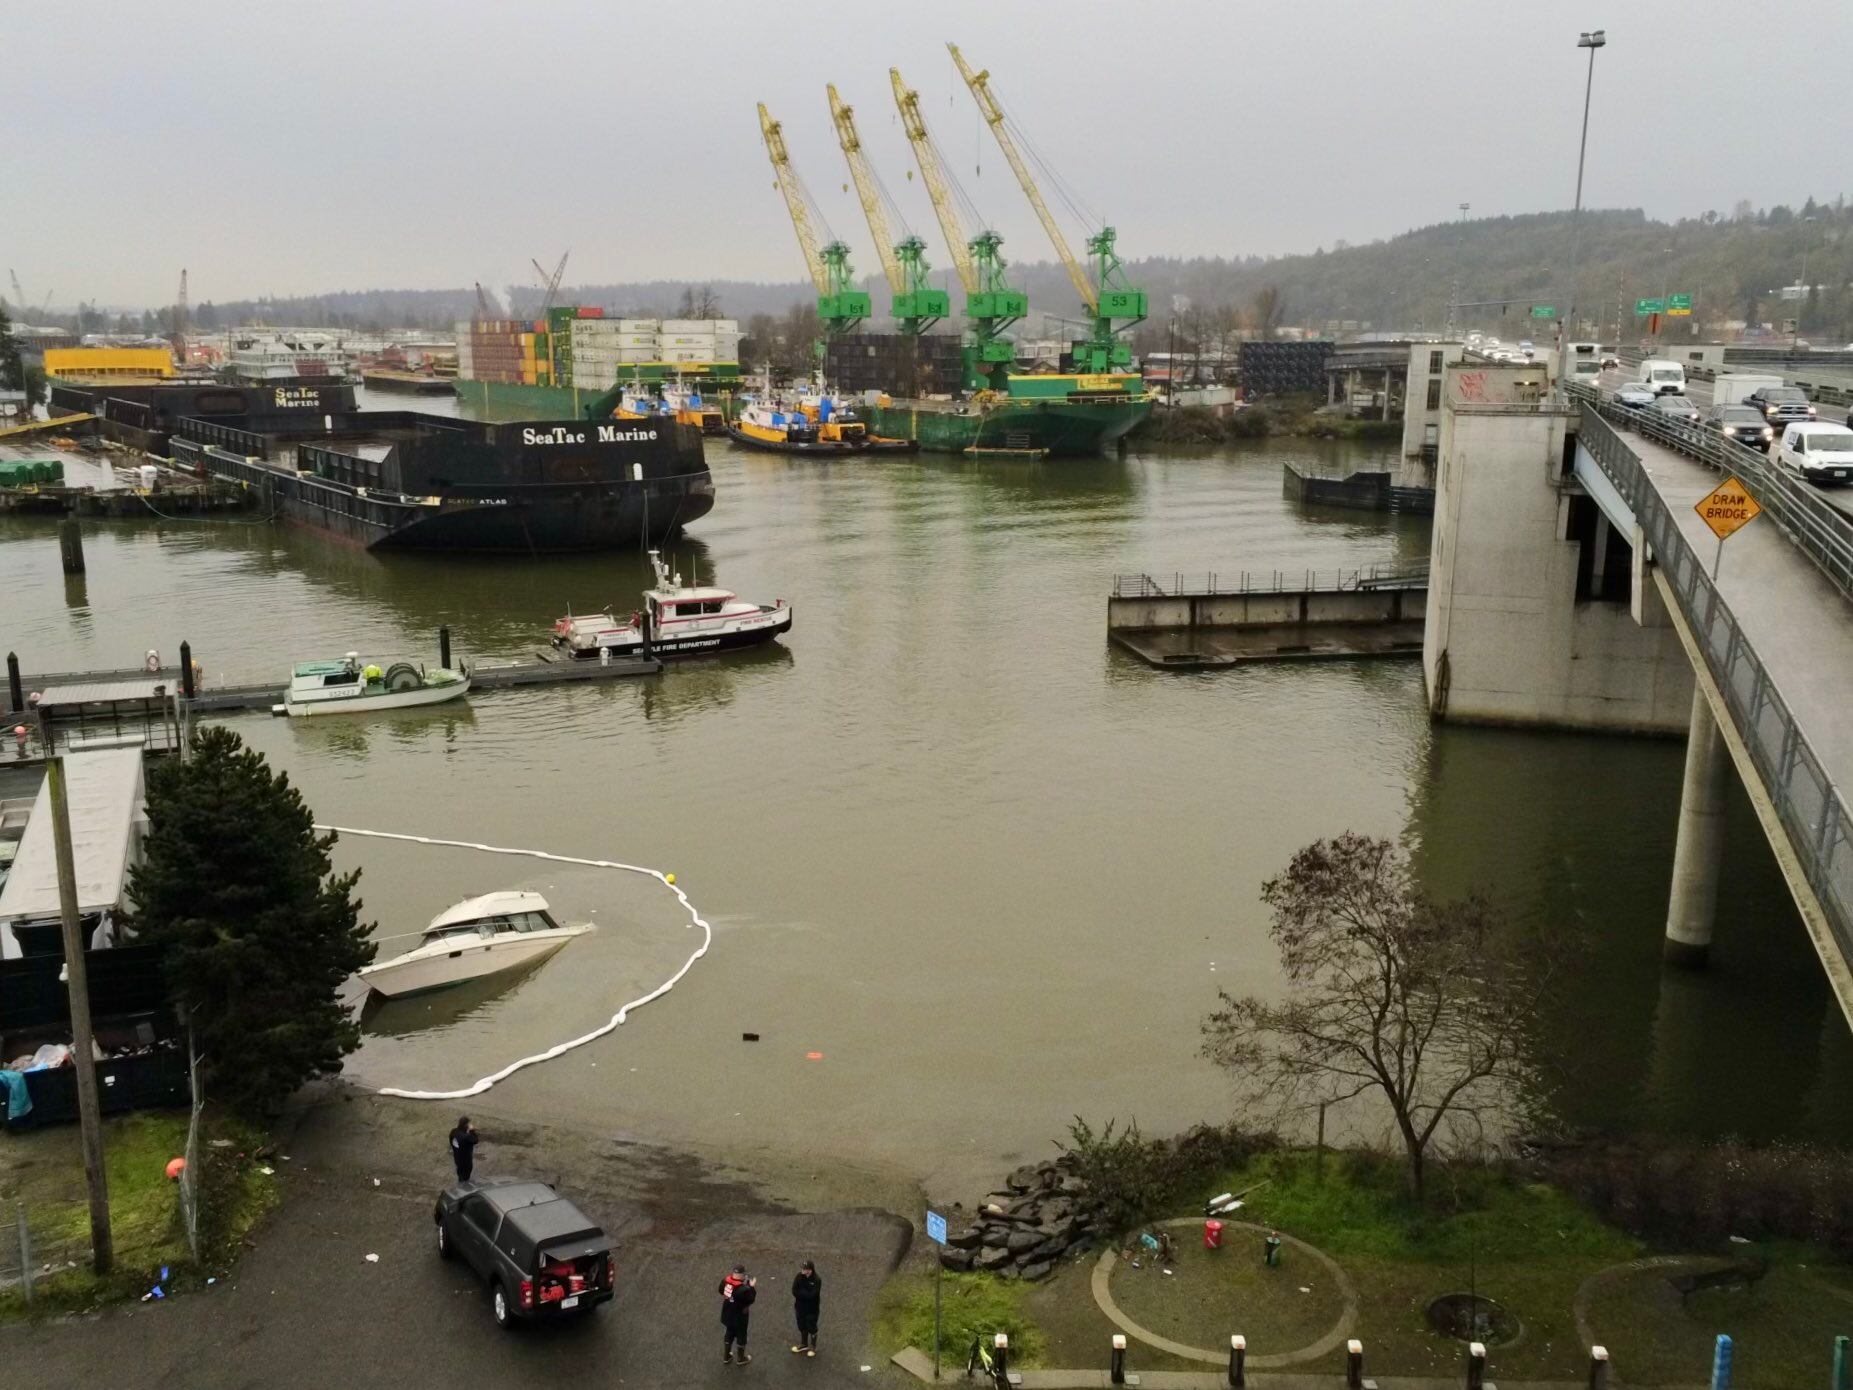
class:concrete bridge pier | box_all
[1664,689,1730,967]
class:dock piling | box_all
[439,625,452,671]
[179,641,195,699]
[58,519,85,574]
[6,652,21,714]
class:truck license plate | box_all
[562,1296,579,1309]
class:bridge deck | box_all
[1626,428,1853,784]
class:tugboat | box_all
[727,388,914,455]
[278,653,470,717]
[551,552,792,660]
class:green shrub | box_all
[1226,405,1271,438]
[880,1272,1044,1364]
[1061,1117,1275,1230]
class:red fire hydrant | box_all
[1204,1218,1224,1251]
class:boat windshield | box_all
[424,910,555,943]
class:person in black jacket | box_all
[448,1117,477,1183]
[790,1260,822,1356]
[720,1265,757,1364]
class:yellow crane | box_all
[947,43,1093,314]
[828,84,947,337]
[888,69,977,296]
[889,66,1024,389]
[757,102,868,354]
[946,43,1145,374]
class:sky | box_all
[6,0,1852,310]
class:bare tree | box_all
[1249,285,1285,341]
[1200,834,1551,1202]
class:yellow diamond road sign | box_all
[1696,477,1761,540]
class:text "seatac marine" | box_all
[521,425,661,446]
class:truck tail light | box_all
[606,1255,616,1287]
[519,1279,534,1308]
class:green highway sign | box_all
[1636,297,1665,316]
[1668,293,1692,311]
[1530,304,1556,318]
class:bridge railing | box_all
[1111,561,1429,599]
[1565,380,1853,601]
[1577,403,1853,968]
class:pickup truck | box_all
[435,1178,616,1328]
[1744,385,1817,430]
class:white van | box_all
[1637,358,1687,396]
[1567,342,1603,380]
[1773,422,1853,485]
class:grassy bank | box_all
[877,1148,1853,1387]
[1134,402,1402,447]
[0,1108,278,1319]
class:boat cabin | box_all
[422,891,560,945]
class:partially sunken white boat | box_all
[280,653,469,717]
[357,891,592,999]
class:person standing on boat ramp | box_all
[449,1116,478,1182]
[720,1264,757,1364]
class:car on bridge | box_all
[435,1177,616,1329]
[1772,422,1853,485]
[1703,404,1775,451]
[1744,384,1817,429]
[1649,395,1701,425]
[1614,381,1658,410]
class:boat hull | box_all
[564,606,793,660]
[358,926,590,998]
[286,676,471,717]
[725,425,913,456]
[865,397,1151,457]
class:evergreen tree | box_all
[125,727,375,1116]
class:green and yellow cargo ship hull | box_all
[865,374,1151,458]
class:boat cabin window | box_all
[671,599,726,617]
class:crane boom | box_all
[7,270,25,316]
[827,85,903,296]
[758,103,830,296]
[889,69,976,295]
[947,44,1094,313]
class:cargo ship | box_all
[864,373,1152,457]
[48,378,713,554]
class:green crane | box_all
[827,83,948,340]
[948,43,1146,375]
[758,101,870,368]
[890,67,1026,392]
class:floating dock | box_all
[1108,565,1428,669]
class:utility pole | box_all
[45,753,113,1273]
[1444,203,1470,339]
[1794,215,1818,352]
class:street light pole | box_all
[1445,203,1470,339]
[1564,30,1606,347]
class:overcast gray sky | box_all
[7,0,1851,309]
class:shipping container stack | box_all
[825,332,965,397]
[1236,340,1334,396]
[455,311,743,390]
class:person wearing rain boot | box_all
[721,1264,757,1365]
[790,1259,822,1357]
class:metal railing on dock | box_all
[1111,560,1431,600]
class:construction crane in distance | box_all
[530,252,571,318]
[826,83,947,341]
[473,282,495,321]
[889,66,1025,392]
[6,270,25,319]
[948,43,1145,376]
[758,101,869,368]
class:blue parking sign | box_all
[926,1210,947,1245]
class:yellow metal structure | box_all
[889,69,977,295]
[827,84,902,296]
[43,347,175,379]
[758,103,830,296]
[947,43,1094,313]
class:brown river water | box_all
[3,400,1847,1194]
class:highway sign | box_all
[1695,477,1760,541]
[1531,305,1556,318]
[1668,293,1693,311]
[926,1210,948,1246]
[1636,298,1665,316]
